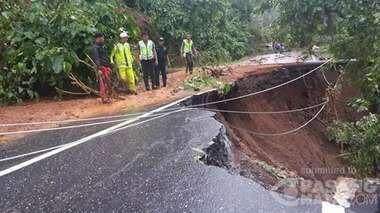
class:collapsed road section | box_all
[185,62,362,202]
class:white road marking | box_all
[322,201,345,213]
[0,96,191,177]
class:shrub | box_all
[0,0,140,104]
[328,114,380,177]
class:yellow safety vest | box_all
[138,40,154,60]
[110,42,133,68]
[183,39,193,53]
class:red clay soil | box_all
[223,64,280,82]
[216,68,357,182]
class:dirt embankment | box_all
[201,64,359,184]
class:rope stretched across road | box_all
[0,108,189,163]
[196,100,328,115]
[226,102,327,136]
[0,60,334,163]
[188,60,332,108]
[0,60,332,128]
[0,113,145,127]
[0,118,131,136]
[0,61,336,168]
[0,101,329,163]
[0,60,331,135]
[0,100,328,136]
[0,65,336,164]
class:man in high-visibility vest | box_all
[181,34,196,74]
[110,32,137,95]
[138,32,158,91]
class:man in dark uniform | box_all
[154,37,170,87]
[90,33,112,104]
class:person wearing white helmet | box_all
[181,33,197,74]
[110,31,137,95]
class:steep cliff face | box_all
[190,63,358,185]
[217,65,345,181]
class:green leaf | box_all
[52,56,64,74]
[63,61,72,73]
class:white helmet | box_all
[120,32,128,38]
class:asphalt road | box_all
[0,103,377,212]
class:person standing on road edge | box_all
[90,33,112,104]
[110,31,137,95]
[138,32,158,91]
[181,33,196,74]
[154,37,170,88]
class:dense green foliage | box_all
[1,0,265,104]
[125,0,257,63]
[264,0,379,176]
[0,0,139,104]
[328,114,380,177]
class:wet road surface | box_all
[0,103,377,212]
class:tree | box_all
[265,0,379,176]
[0,0,140,104]
[127,0,257,63]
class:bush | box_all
[0,0,140,104]
[328,114,380,177]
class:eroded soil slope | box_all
[215,64,353,182]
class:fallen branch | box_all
[68,73,99,95]
[86,54,100,80]
[55,87,90,96]
[74,53,99,81]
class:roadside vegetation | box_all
[0,0,140,103]
[261,0,379,177]
[183,66,232,96]
[0,0,266,104]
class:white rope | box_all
[0,100,329,136]
[195,100,328,115]
[0,100,330,162]
[0,60,331,128]
[0,144,67,163]
[0,108,188,163]
[227,103,327,136]
[187,60,332,107]
[321,69,332,86]
[0,118,132,136]
[0,108,199,136]
[0,100,329,162]
[107,109,189,135]
[0,112,149,127]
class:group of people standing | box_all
[90,31,196,104]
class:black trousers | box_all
[154,63,167,87]
[185,53,194,74]
[141,59,155,90]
